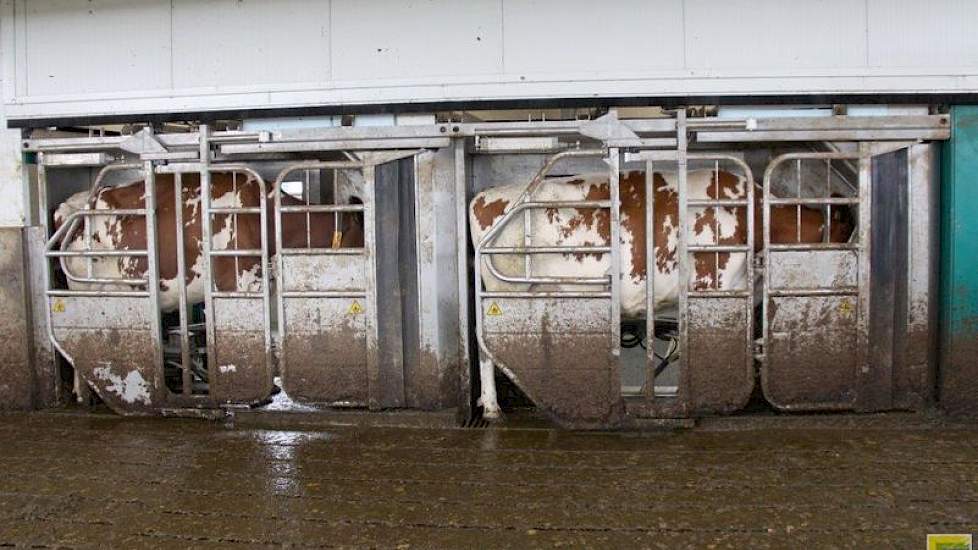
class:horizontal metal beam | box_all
[23,115,951,154]
[219,138,450,154]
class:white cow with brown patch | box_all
[53,173,364,313]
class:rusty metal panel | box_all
[686,297,753,414]
[209,297,272,404]
[50,295,164,414]
[482,297,620,427]
[769,251,858,290]
[765,296,859,409]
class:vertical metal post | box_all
[143,161,165,396]
[857,142,873,401]
[744,157,756,374]
[198,125,216,382]
[362,163,380,409]
[258,170,273,383]
[173,172,191,394]
[643,159,656,398]
[232,172,240,287]
[36,157,62,403]
[454,140,472,421]
[676,110,689,412]
[332,168,340,242]
[796,159,802,243]
[608,148,621,399]
[84,212,93,279]
[523,199,533,278]
[274,164,287,384]
[305,169,312,248]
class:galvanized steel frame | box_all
[761,150,868,411]
[272,159,374,406]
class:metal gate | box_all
[475,149,622,427]
[625,146,755,416]
[162,163,274,406]
[273,161,376,407]
[761,149,868,410]
[43,160,166,414]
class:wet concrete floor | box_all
[1,410,977,548]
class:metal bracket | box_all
[119,128,167,156]
[579,111,640,142]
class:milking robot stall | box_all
[10,109,950,429]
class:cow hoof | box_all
[483,407,503,422]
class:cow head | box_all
[828,194,857,243]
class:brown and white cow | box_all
[54,172,364,312]
[469,169,854,417]
[470,169,853,318]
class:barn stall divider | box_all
[23,112,947,427]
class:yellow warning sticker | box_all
[348,300,364,315]
[838,299,854,317]
[52,299,65,314]
[486,302,503,316]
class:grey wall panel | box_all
[3,0,978,121]
[867,0,978,68]
[331,0,502,81]
[502,0,684,74]
[171,0,331,89]
[23,0,171,96]
[685,0,867,70]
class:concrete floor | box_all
[1,410,977,548]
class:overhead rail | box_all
[24,115,951,157]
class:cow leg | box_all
[477,353,502,421]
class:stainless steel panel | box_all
[282,297,368,405]
[48,295,153,330]
[281,255,366,293]
[765,295,859,409]
[482,297,610,334]
[686,297,753,413]
[769,250,858,290]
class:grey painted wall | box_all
[2,0,977,121]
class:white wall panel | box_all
[2,0,978,122]
[685,0,866,70]
[0,78,24,226]
[331,0,502,80]
[171,0,331,89]
[23,0,171,96]
[503,0,685,74]
[867,0,978,68]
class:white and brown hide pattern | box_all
[54,172,364,313]
[470,169,853,320]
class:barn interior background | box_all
[0,0,975,427]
